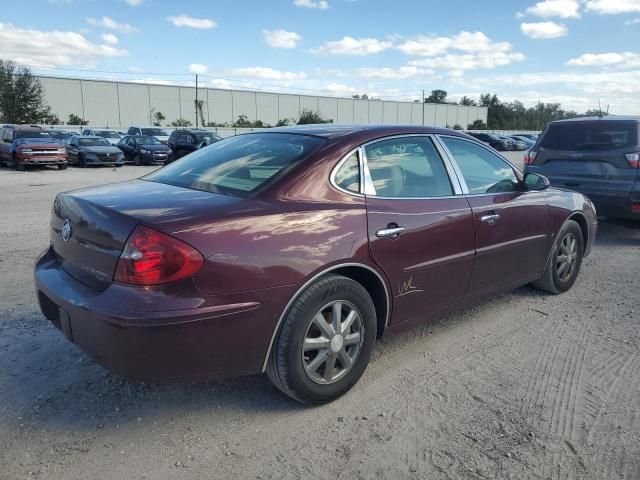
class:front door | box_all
[364,135,476,325]
[438,136,551,296]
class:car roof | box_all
[254,124,471,140]
[10,125,44,132]
[77,135,104,139]
[551,115,640,124]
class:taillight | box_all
[114,225,204,285]
[524,150,537,165]
[625,152,639,168]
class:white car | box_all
[82,128,123,146]
[127,126,170,145]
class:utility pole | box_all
[195,74,199,128]
[421,90,425,125]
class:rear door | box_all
[529,120,639,203]
[438,136,551,295]
[364,135,476,325]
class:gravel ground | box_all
[1,159,639,480]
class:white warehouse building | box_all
[37,75,488,129]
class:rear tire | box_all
[267,275,377,405]
[532,219,583,294]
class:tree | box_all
[232,115,253,128]
[153,110,166,126]
[275,118,291,127]
[459,96,477,106]
[297,109,332,125]
[0,60,56,124]
[468,119,487,130]
[68,113,88,125]
[171,118,192,127]
[425,89,448,104]
[452,124,463,130]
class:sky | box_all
[1,0,639,114]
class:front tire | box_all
[58,163,68,170]
[15,157,25,171]
[267,275,377,405]
[532,219,584,294]
[133,154,141,166]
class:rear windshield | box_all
[541,121,638,151]
[141,128,168,136]
[145,133,326,197]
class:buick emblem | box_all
[61,219,72,242]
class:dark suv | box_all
[525,116,640,221]
[167,129,222,161]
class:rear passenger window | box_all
[441,137,518,194]
[334,152,360,193]
[365,137,453,198]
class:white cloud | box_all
[311,36,393,55]
[355,66,434,79]
[325,82,358,94]
[125,0,144,5]
[567,52,640,68]
[86,16,138,33]
[410,50,525,70]
[231,66,307,80]
[263,29,301,48]
[167,15,216,29]
[294,0,329,9]
[625,17,640,23]
[397,31,515,56]
[100,33,118,45]
[188,63,208,74]
[584,0,640,14]
[526,0,580,18]
[521,21,567,38]
[0,22,127,68]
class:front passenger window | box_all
[440,137,518,194]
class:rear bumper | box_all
[586,195,640,221]
[34,248,291,382]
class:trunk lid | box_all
[50,179,243,289]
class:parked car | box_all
[82,128,123,146]
[47,130,75,141]
[167,129,223,160]
[503,135,530,151]
[466,132,514,151]
[515,133,539,141]
[0,125,68,170]
[35,125,597,404]
[509,135,536,149]
[126,126,170,144]
[65,135,125,167]
[525,116,640,222]
[117,135,172,165]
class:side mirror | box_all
[523,172,550,191]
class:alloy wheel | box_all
[556,232,578,282]
[302,300,364,384]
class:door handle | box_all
[480,213,500,225]
[376,226,405,238]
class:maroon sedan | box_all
[35,125,597,404]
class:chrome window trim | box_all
[435,134,524,196]
[360,134,464,199]
[328,146,365,197]
[260,262,391,372]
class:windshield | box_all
[79,138,111,147]
[15,131,52,140]
[95,131,121,139]
[48,131,73,139]
[145,133,326,197]
[135,135,162,145]
[141,128,168,136]
[541,121,638,151]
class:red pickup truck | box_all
[0,125,68,171]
